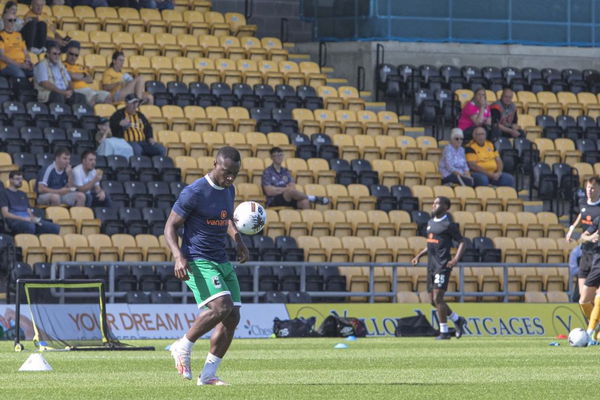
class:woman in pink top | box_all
[457,88,491,137]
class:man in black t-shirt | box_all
[412,196,467,340]
[566,176,600,323]
[0,170,60,235]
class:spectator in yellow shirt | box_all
[64,42,111,105]
[101,51,153,105]
[464,126,515,187]
[21,0,70,54]
[0,5,32,79]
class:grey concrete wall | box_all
[293,41,600,94]
[211,0,314,42]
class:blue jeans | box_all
[472,172,515,187]
[0,64,32,79]
[8,219,60,235]
[86,191,112,208]
[131,141,166,157]
[139,0,173,9]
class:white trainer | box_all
[197,377,229,386]
[170,341,192,380]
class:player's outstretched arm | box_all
[228,219,249,263]
[448,239,466,269]
[566,213,582,242]
[411,248,427,265]
[164,210,190,280]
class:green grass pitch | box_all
[0,337,597,399]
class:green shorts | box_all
[185,259,241,308]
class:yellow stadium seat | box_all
[322,209,352,237]
[118,7,144,32]
[214,58,243,85]
[338,86,366,110]
[136,234,167,262]
[161,9,187,35]
[151,56,178,83]
[111,234,143,261]
[236,59,263,86]
[74,6,102,32]
[300,209,329,237]
[297,235,327,262]
[196,57,221,85]
[172,57,199,84]
[15,234,46,264]
[182,10,210,35]
[318,86,343,110]
[307,158,336,185]
[95,7,123,32]
[63,233,95,261]
[39,234,70,263]
[205,11,231,36]
[206,106,235,132]
[52,5,79,32]
[345,209,375,236]
[299,61,327,87]
[366,210,396,237]
[325,184,354,211]
[377,111,404,136]
[199,35,226,59]
[258,60,284,86]
[261,37,288,61]
[176,34,203,59]
[45,206,76,234]
[225,12,257,37]
[219,36,245,60]
[347,184,376,211]
[372,159,400,187]
[335,109,364,136]
[240,36,267,60]
[279,60,305,87]
[140,8,168,33]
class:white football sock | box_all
[179,335,194,352]
[587,328,594,337]
[449,312,459,322]
[440,323,448,333]
[200,353,222,382]
[307,195,316,202]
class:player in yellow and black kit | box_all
[566,176,600,322]
[412,197,467,340]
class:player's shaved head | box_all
[217,146,241,163]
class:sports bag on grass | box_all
[317,315,368,337]
[394,314,438,337]
[272,317,316,338]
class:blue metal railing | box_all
[49,261,573,304]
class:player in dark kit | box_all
[412,197,467,340]
[566,176,600,322]
[164,146,249,385]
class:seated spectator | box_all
[69,0,108,8]
[0,2,24,32]
[36,147,86,206]
[21,0,70,54]
[140,0,174,9]
[465,127,515,187]
[0,170,60,234]
[95,117,134,158]
[72,150,111,208]
[0,6,32,79]
[261,147,329,209]
[439,128,474,187]
[491,87,525,139]
[109,94,165,157]
[64,42,111,105]
[33,41,87,105]
[457,88,491,141]
[102,51,153,105]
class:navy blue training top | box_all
[172,175,235,263]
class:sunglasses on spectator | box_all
[7,18,15,22]
[68,52,79,57]
[453,137,464,141]
[49,51,60,56]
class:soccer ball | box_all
[568,328,589,347]
[234,201,266,235]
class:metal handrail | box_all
[51,261,573,304]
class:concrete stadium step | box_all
[523,201,544,213]
[326,78,349,87]
[365,102,386,112]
